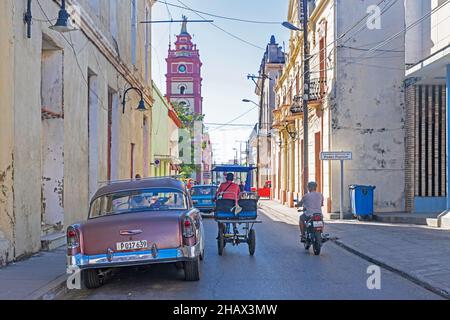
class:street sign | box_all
[320,151,353,161]
[320,151,353,220]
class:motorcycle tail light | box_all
[312,215,322,221]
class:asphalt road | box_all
[59,210,440,300]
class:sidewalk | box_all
[0,246,67,300]
[259,200,450,299]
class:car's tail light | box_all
[183,218,195,238]
[67,226,80,255]
[312,215,322,221]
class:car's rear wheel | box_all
[184,257,200,281]
[83,269,102,289]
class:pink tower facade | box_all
[166,19,203,115]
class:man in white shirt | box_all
[297,181,324,242]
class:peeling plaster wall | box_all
[333,0,406,213]
[0,0,154,263]
[0,0,15,265]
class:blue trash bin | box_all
[349,185,376,220]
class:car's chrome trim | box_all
[67,243,201,270]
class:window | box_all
[89,189,188,218]
[110,0,118,39]
[131,0,137,66]
[180,86,186,95]
[144,6,150,82]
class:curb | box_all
[24,273,68,300]
[331,239,450,300]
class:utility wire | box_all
[363,0,450,56]
[159,1,281,25]
[175,0,265,50]
[208,106,258,132]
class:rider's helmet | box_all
[307,181,318,191]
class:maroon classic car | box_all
[66,178,205,288]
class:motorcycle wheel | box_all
[313,231,322,255]
[304,236,311,250]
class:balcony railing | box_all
[309,77,327,101]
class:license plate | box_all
[116,240,148,251]
[313,221,324,228]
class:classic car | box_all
[66,178,205,288]
[190,185,218,215]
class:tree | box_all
[173,102,205,180]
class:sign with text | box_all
[320,151,353,161]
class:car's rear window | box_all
[90,188,187,219]
[190,186,217,197]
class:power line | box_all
[159,1,281,25]
[205,123,255,127]
[175,0,265,50]
[363,0,450,56]
[208,106,258,132]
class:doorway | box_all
[40,35,64,235]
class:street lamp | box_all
[242,99,260,108]
[49,0,78,33]
[281,21,302,31]
[122,87,147,114]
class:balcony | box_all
[309,77,327,102]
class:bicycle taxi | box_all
[211,165,262,256]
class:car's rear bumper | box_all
[194,205,215,212]
[67,243,201,270]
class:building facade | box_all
[273,0,406,213]
[166,17,211,184]
[404,0,450,219]
[254,36,285,190]
[152,83,182,177]
[166,16,203,115]
[0,0,155,265]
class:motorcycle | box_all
[298,208,330,255]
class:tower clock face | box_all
[178,64,187,73]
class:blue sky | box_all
[151,0,290,164]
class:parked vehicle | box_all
[298,208,329,255]
[190,185,218,216]
[66,178,205,289]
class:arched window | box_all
[180,86,186,95]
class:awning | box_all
[212,165,257,173]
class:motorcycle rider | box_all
[297,181,324,243]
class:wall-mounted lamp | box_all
[24,0,78,39]
[283,121,298,141]
[122,87,147,114]
[49,0,78,33]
